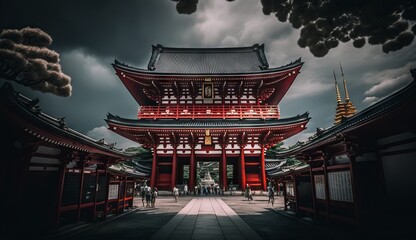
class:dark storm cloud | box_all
[260,0,416,57]
[169,0,416,57]
[0,0,195,65]
[0,27,71,96]
[172,0,199,15]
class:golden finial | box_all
[333,70,342,103]
[340,62,350,101]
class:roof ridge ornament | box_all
[57,117,66,128]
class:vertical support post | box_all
[117,180,121,214]
[123,177,127,211]
[309,162,317,217]
[189,146,196,193]
[261,145,267,191]
[283,181,287,211]
[150,146,157,188]
[93,164,99,218]
[221,145,228,191]
[240,146,246,190]
[323,157,330,220]
[103,161,109,219]
[219,154,223,186]
[171,146,177,189]
[293,174,299,212]
[349,153,360,230]
[178,162,184,184]
[77,156,86,222]
[55,150,69,227]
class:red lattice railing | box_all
[138,105,280,120]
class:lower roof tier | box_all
[106,112,310,148]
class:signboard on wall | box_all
[328,171,353,202]
[286,182,295,197]
[108,184,119,200]
[314,175,326,200]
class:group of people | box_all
[139,185,158,208]
[136,181,276,207]
[244,182,275,206]
[196,184,223,195]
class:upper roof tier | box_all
[147,44,269,74]
[112,44,304,106]
[113,43,302,75]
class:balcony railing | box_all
[138,105,280,120]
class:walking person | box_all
[245,184,253,203]
[141,185,146,207]
[173,186,179,202]
[145,185,151,207]
[267,182,275,206]
[184,184,188,196]
[151,187,158,208]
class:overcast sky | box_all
[1,0,415,150]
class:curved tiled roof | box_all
[106,112,310,129]
[148,44,268,73]
[108,163,149,177]
[0,83,132,158]
[113,44,303,75]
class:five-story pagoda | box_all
[106,44,310,191]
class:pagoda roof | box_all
[265,159,287,173]
[267,163,310,177]
[113,44,303,75]
[106,112,310,129]
[274,68,416,157]
[108,162,150,177]
[0,83,133,160]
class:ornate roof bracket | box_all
[219,81,227,99]
[260,130,271,146]
[237,81,244,99]
[170,132,179,148]
[189,81,198,99]
[188,132,197,148]
[151,81,162,97]
[254,80,264,102]
[172,81,181,99]
[238,131,248,148]
[219,131,228,148]
[147,131,158,147]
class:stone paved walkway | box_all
[151,198,261,240]
[41,195,368,240]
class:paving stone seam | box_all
[217,198,263,240]
[150,198,198,240]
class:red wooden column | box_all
[150,146,158,188]
[260,145,267,191]
[219,153,223,187]
[189,145,196,192]
[240,146,246,189]
[309,161,317,217]
[322,155,330,220]
[55,152,68,226]
[171,146,177,189]
[348,146,360,230]
[77,155,86,221]
[221,144,228,191]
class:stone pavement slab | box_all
[150,197,262,240]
